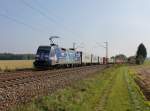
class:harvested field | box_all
[0,65,107,111]
[0,60,34,71]
[134,67,150,100]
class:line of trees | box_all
[0,53,35,60]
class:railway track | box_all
[0,66,102,87]
[0,65,108,111]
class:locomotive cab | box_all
[34,45,58,67]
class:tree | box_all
[136,43,147,64]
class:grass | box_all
[11,67,115,111]
[105,67,132,111]
[10,66,150,111]
[0,60,34,71]
[127,68,150,110]
[129,60,150,71]
[144,60,150,65]
[106,67,150,111]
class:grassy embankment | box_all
[11,66,150,111]
[144,60,150,65]
[0,60,34,71]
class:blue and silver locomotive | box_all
[34,44,82,68]
[34,37,102,68]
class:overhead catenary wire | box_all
[34,0,78,34]
[35,0,65,24]
[20,0,57,25]
[19,0,80,37]
[0,12,48,33]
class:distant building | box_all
[128,56,136,64]
[115,54,127,64]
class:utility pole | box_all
[73,42,76,49]
[104,42,108,59]
[97,41,108,64]
[104,42,108,64]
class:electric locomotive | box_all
[34,36,106,68]
[34,37,82,68]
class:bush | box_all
[136,55,144,65]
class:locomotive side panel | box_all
[55,48,67,65]
[54,48,82,65]
[75,51,82,64]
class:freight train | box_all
[34,37,110,68]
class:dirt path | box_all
[95,68,117,111]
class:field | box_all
[130,61,150,101]
[10,65,150,111]
[0,60,34,71]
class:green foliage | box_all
[136,55,144,65]
[127,68,150,111]
[105,67,132,111]
[136,43,147,65]
[144,60,150,65]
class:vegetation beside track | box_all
[144,60,150,66]
[0,60,33,71]
[10,65,150,111]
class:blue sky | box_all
[0,0,150,57]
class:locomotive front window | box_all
[37,46,51,54]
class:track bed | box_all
[0,65,107,111]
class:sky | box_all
[0,0,150,57]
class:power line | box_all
[0,5,49,33]
[35,0,65,23]
[0,12,41,32]
[20,0,80,37]
[35,0,74,30]
[20,0,57,25]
